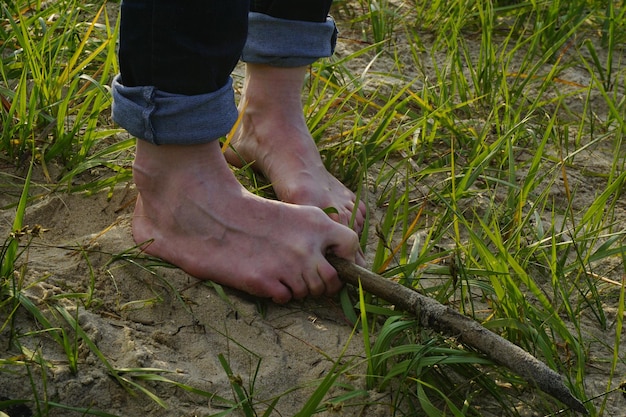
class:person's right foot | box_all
[132,140,364,304]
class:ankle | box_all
[243,64,308,107]
[134,140,235,192]
[245,63,308,84]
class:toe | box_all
[317,261,343,295]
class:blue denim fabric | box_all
[117,0,248,96]
[242,12,337,67]
[251,0,333,22]
[111,75,238,145]
[113,10,337,145]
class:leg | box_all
[225,2,367,233]
[250,0,334,23]
[112,0,364,303]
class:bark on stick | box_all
[328,256,587,415]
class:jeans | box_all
[112,0,336,145]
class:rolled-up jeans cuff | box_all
[242,12,337,67]
[111,74,237,145]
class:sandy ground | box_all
[0,182,388,417]
[2,177,625,417]
[2,3,626,417]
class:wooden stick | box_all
[328,256,587,415]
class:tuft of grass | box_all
[310,0,626,415]
[0,0,131,194]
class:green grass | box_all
[0,0,131,193]
[2,0,626,415]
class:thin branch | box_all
[328,256,588,415]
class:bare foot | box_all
[224,64,366,233]
[132,139,364,304]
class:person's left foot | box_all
[224,64,366,233]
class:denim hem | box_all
[242,12,337,67]
[111,75,237,145]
